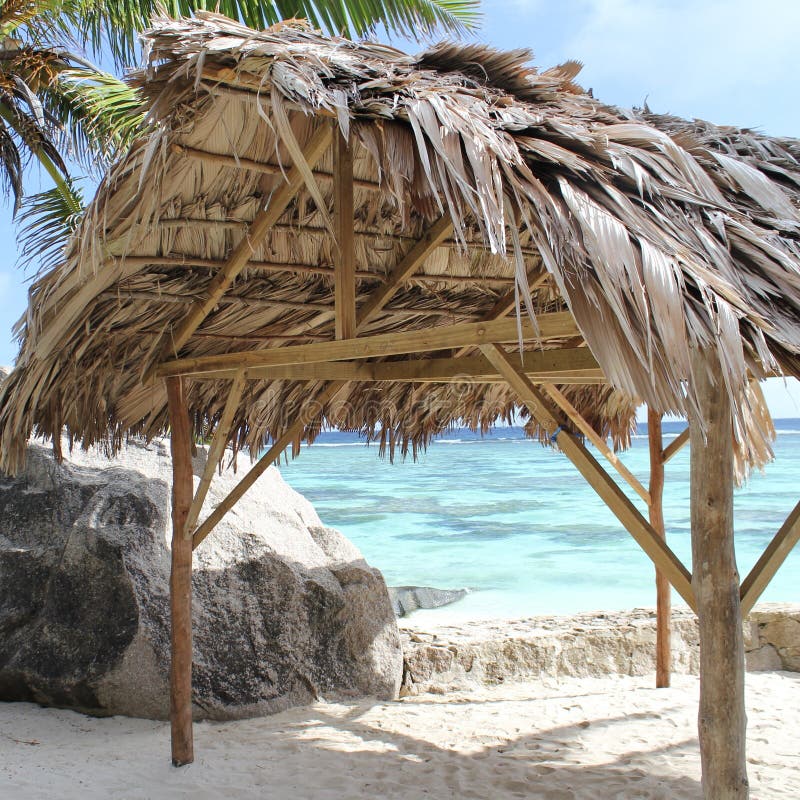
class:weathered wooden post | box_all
[689,349,748,799]
[647,408,671,688]
[166,376,194,766]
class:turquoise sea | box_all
[279,419,800,620]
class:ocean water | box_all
[278,419,800,620]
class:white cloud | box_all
[560,0,800,134]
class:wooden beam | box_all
[334,133,356,340]
[144,124,333,382]
[192,364,603,384]
[171,143,379,191]
[118,253,515,286]
[662,428,689,463]
[373,348,600,383]
[481,343,695,609]
[184,372,246,538]
[543,383,650,505]
[189,348,601,383]
[155,312,580,378]
[689,347,748,798]
[154,217,542,258]
[740,499,800,615]
[165,377,194,767]
[192,382,347,550]
[101,288,480,322]
[356,216,453,332]
[648,408,671,689]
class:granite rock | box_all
[0,437,402,720]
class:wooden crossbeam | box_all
[143,124,333,383]
[740,499,800,615]
[334,133,356,340]
[172,143,379,191]
[543,383,651,505]
[356,216,453,332]
[184,371,246,538]
[481,343,695,609]
[192,382,347,549]
[120,254,515,286]
[662,428,689,463]
[186,347,602,383]
[374,348,599,382]
[155,312,579,378]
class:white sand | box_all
[2,673,798,799]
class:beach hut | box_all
[1,12,799,798]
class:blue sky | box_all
[1,0,798,416]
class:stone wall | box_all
[400,604,800,695]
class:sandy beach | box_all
[2,670,798,800]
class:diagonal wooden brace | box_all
[184,371,246,538]
[740,499,800,615]
[543,382,650,505]
[481,343,696,610]
[662,428,689,463]
[192,381,347,550]
[356,216,453,333]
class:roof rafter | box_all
[356,216,453,333]
[143,122,334,382]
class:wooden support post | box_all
[185,371,246,537]
[740,499,800,615]
[662,427,690,463]
[544,383,650,505]
[334,132,356,340]
[647,408,671,688]
[192,381,346,549]
[481,343,695,609]
[165,376,194,767]
[689,348,748,799]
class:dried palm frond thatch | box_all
[0,12,797,477]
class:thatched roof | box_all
[1,11,799,475]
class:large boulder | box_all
[0,437,402,720]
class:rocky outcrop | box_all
[388,586,467,617]
[0,437,402,720]
[400,605,800,694]
[745,605,800,671]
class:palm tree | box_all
[2,0,479,270]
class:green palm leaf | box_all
[15,179,84,273]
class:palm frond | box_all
[0,116,23,211]
[68,0,481,67]
[39,68,144,171]
[1,0,72,43]
[15,180,84,274]
[0,97,78,204]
